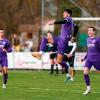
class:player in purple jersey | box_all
[0,29,12,88]
[82,26,100,95]
[32,31,59,74]
[48,9,74,80]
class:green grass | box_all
[0,70,100,100]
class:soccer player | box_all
[82,26,100,95]
[32,31,59,74]
[0,29,12,88]
[48,9,74,79]
[63,37,77,81]
[63,23,78,81]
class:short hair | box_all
[47,30,52,34]
[88,26,96,31]
[64,9,72,16]
[0,28,4,30]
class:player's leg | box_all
[83,60,92,95]
[53,54,59,74]
[63,55,72,81]
[57,52,70,81]
[57,38,69,80]
[2,66,8,89]
[57,54,69,81]
[50,59,55,74]
[69,67,74,81]
[69,56,75,81]
[2,58,8,89]
[83,61,100,95]
[50,54,56,74]
[55,63,59,74]
[0,66,2,76]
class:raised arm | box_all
[54,19,69,24]
[48,18,71,25]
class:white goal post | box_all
[73,17,100,21]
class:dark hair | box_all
[0,28,4,30]
[47,30,52,34]
[88,26,96,31]
[64,9,72,16]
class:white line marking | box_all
[10,86,100,94]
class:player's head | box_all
[71,37,76,42]
[88,26,96,37]
[0,29,5,37]
[63,9,72,18]
[46,31,53,39]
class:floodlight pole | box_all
[41,0,44,36]
[41,0,45,70]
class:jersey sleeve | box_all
[54,19,68,24]
[40,36,48,52]
[5,39,12,52]
[95,37,100,48]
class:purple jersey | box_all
[60,17,73,39]
[40,36,58,52]
[40,36,48,52]
[86,37,100,61]
[0,38,12,66]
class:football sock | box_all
[3,73,8,84]
[84,74,90,86]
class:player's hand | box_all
[3,49,7,52]
[47,20,55,25]
[49,51,53,55]
[67,54,72,58]
[31,52,42,59]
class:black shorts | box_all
[63,55,75,67]
[50,53,57,59]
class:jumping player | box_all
[82,26,100,95]
[0,29,12,88]
[49,9,74,79]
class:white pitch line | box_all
[9,86,100,94]
[29,87,100,94]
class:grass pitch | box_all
[0,70,100,100]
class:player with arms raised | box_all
[48,9,74,80]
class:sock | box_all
[55,64,58,74]
[66,73,70,77]
[50,64,54,74]
[87,86,91,90]
[3,73,8,84]
[84,74,90,86]
[60,61,68,74]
